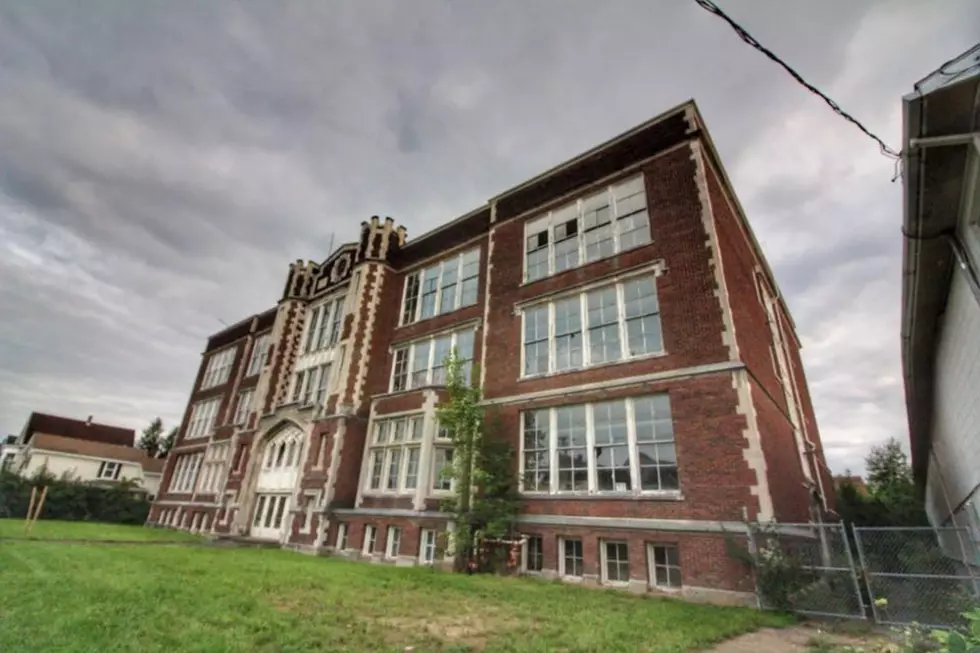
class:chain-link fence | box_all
[854,526,980,628]
[747,522,866,619]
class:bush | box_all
[0,468,151,525]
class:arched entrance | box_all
[250,424,303,540]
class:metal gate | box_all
[748,522,866,619]
[853,526,980,628]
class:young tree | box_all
[837,438,927,527]
[866,438,913,493]
[436,352,520,572]
[138,418,164,457]
[157,426,177,459]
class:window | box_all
[170,452,204,493]
[401,248,481,325]
[386,526,402,559]
[602,541,630,584]
[524,174,649,282]
[246,333,271,377]
[304,296,347,353]
[649,544,682,588]
[336,523,348,550]
[431,447,454,492]
[233,389,253,425]
[390,328,475,392]
[524,535,543,572]
[201,346,237,389]
[561,538,584,578]
[263,428,302,470]
[97,461,121,480]
[519,395,677,494]
[186,397,221,439]
[303,493,319,532]
[364,416,424,494]
[199,443,229,494]
[363,525,377,555]
[291,364,332,406]
[522,275,662,377]
[420,529,437,564]
[315,364,332,405]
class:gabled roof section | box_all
[20,412,135,447]
[31,433,162,471]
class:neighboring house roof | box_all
[21,412,135,447]
[31,433,161,474]
[900,45,980,484]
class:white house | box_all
[901,45,980,542]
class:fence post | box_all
[852,526,878,624]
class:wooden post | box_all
[26,486,48,534]
[25,486,38,532]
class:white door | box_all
[248,424,304,540]
[250,494,290,540]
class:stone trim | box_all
[482,360,745,406]
[517,513,747,534]
[332,507,453,520]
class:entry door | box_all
[250,494,289,540]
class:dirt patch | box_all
[381,607,518,651]
[708,625,886,653]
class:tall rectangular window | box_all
[386,526,401,559]
[602,541,630,584]
[524,535,544,572]
[364,415,424,494]
[246,333,270,377]
[523,174,649,282]
[390,328,475,392]
[521,274,663,377]
[314,363,332,406]
[201,346,237,389]
[649,544,682,588]
[233,389,253,425]
[363,525,377,555]
[420,529,437,564]
[561,538,584,578]
[305,295,346,353]
[519,395,677,495]
[400,248,481,325]
[336,523,348,550]
[187,398,221,439]
[432,448,454,491]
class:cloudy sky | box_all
[1,1,977,474]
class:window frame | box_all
[519,274,664,379]
[303,294,347,354]
[363,525,377,555]
[336,523,348,550]
[169,452,204,493]
[647,543,683,589]
[419,528,437,565]
[97,461,122,480]
[232,389,253,425]
[601,540,631,586]
[186,397,221,439]
[363,415,425,495]
[522,535,544,573]
[389,328,476,393]
[386,526,402,559]
[200,346,237,390]
[559,537,584,579]
[518,395,679,497]
[523,173,650,283]
[246,333,271,377]
[399,248,481,326]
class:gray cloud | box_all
[1,0,978,475]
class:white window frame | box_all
[430,431,455,494]
[400,248,481,326]
[336,523,348,550]
[419,528,437,565]
[385,526,402,559]
[647,543,683,589]
[521,534,544,573]
[201,346,237,390]
[559,537,584,579]
[600,540,630,586]
[97,461,122,480]
[363,415,425,495]
[198,443,229,494]
[186,397,221,439]
[303,295,347,354]
[303,492,319,533]
[520,274,663,378]
[232,389,253,425]
[518,395,679,496]
[246,333,271,377]
[389,328,476,392]
[170,452,203,493]
[523,173,650,283]
[363,525,377,555]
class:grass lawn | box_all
[0,520,791,653]
[0,518,201,542]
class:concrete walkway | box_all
[708,626,871,653]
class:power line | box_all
[693,0,902,159]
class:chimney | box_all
[86,415,93,427]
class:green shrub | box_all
[0,468,150,525]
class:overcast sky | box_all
[1,2,977,475]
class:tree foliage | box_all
[0,466,151,524]
[158,426,178,459]
[836,438,928,528]
[138,417,164,458]
[435,352,521,572]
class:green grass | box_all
[0,519,201,542]
[0,520,792,653]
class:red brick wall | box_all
[702,152,827,521]
[483,145,729,401]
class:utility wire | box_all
[693,0,902,159]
